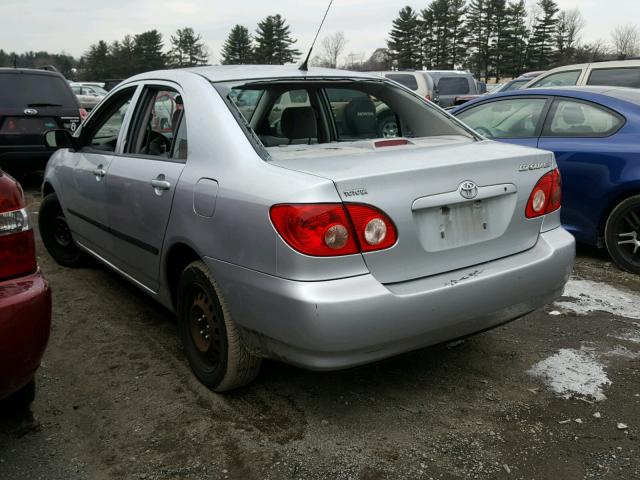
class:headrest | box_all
[562,104,585,125]
[281,107,317,140]
[344,96,377,135]
[175,95,183,105]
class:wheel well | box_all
[599,189,640,240]
[42,182,54,197]
[165,243,201,308]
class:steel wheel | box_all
[39,193,87,268]
[189,289,224,370]
[605,195,640,274]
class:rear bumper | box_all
[0,144,52,169]
[0,271,52,399]
[205,227,575,370]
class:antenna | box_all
[299,0,334,71]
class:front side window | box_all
[543,99,624,137]
[587,67,640,88]
[530,70,581,88]
[82,87,136,152]
[456,98,547,138]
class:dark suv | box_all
[0,68,82,170]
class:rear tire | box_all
[177,261,261,392]
[39,192,87,268]
[605,195,640,274]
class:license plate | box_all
[0,117,58,134]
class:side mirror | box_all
[44,129,77,150]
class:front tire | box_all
[1,379,35,410]
[39,192,87,268]
[605,195,640,274]
[177,261,261,391]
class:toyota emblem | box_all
[459,180,478,200]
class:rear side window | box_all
[385,74,418,91]
[587,68,640,88]
[502,79,528,92]
[437,77,470,95]
[530,70,581,88]
[0,73,77,108]
[543,99,624,137]
[228,88,263,121]
[456,98,547,138]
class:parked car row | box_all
[1,58,639,396]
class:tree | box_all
[221,25,254,65]
[133,30,166,73]
[611,24,640,59]
[466,0,491,79]
[84,41,110,80]
[421,0,467,70]
[319,32,347,68]
[169,27,208,67]
[526,0,559,70]
[254,14,301,64]
[109,35,137,78]
[387,6,422,69]
[555,8,584,65]
[502,0,529,77]
[574,39,611,63]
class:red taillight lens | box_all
[344,204,397,252]
[425,95,431,101]
[269,204,359,256]
[270,203,397,256]
[0,208,37,280]
[525,169,562,218]
[79,108,88,121]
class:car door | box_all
[62,86,138,259]
[104,83,187,292]
[454,96,551,149]
[537,97,626,244]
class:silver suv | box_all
[40,66,575,391]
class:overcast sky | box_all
[1,0,639,64]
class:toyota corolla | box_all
[39,66,575,391]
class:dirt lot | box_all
[1,174,639,480]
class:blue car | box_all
[451,86,640,274]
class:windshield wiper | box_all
[27,102,63,107]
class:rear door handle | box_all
[92,165,106,180]
[151,174,171,194]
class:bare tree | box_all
[319,32,347,68]
[611,24,640,59]
[555,8,585,64]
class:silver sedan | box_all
[40,66,575,391]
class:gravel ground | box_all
[1,174,639,480]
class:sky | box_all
[1,0,639,64]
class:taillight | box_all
[344,204,397,252]
[525,169,562,218]
[79,108,88,121]
[269,203,397,257]
[425,95,431,101]
[0,208,37,280]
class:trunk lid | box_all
[269,137,555,284]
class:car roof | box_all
[451,86,640,111]
[181,65,380,83]
[0,67,62,77]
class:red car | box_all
[0,170,51,407]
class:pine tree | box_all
[169,27,209,67]
[109,35,136,77]
[254,15,300,64]
[466,0,491,79]
[527,0,559,70]
[84,40,110,79]
[387,6,422,69]
[221,25,254,64]
[502,0,529,77]
[134,30,166,73]
[421,0,467,70]
[488,0,508,80]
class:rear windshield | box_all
[0,72,77,108]
[215,79,474,151]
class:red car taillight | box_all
[525,168,562,218]
[269,203,397,257]
[0,207,37,281]
[79,108,88,121]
